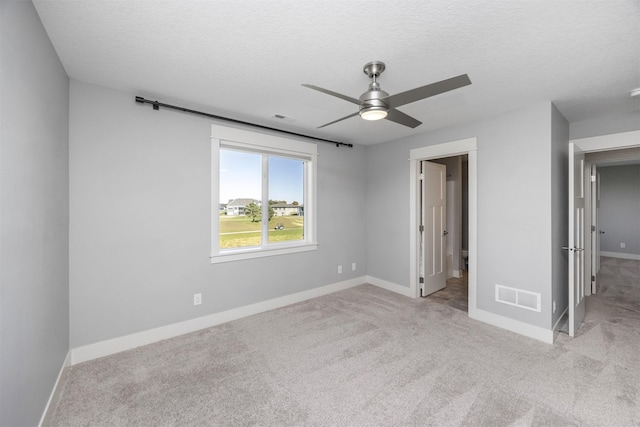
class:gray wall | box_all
[366,102,566,330]
[69,80,367,348]
[570,110,640,140]
[0,1,70,426]
[598,165,640,255]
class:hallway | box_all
[426,272,468,312]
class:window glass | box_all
[219,149,261,249]
[268,156,304,244]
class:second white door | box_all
[568,143,586,337]
[591,165,601,294]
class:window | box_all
[211,125,317,263]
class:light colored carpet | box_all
[51,257,640,426]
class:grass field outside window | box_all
[220,215,304,248]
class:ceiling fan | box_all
[302,61,471,129]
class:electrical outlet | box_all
[337,265,342,274]
[352,262,356,271]
[621,242,626,249]
[193,293,202,306]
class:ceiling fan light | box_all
[360,108,388,121]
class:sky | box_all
[220,149,304,204]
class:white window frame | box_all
[211,125,318,263]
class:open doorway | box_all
[566,131,640,336]
[585,148,640,292]
[409,137,478,318]
[421,155,469,312]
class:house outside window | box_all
[225,198,260,216]
[271,203,303,217]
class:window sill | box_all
[210,242,318,264]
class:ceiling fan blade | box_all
[384,108,422,128]
[317,112,359,128]
[302,84,360,105]
[385,74,471,109]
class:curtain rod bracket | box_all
[134,96,353,148]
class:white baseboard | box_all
[366,275,415,298]
[600,251,640,261]
[71,276,366,365]
[469,308,554,344]
[39,350,71,427]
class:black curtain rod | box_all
[135,96,353,148]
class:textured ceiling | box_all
[33,0,640,146]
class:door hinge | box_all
[419,173,424,180]
[590,175,596,182]
[419,277,424,284]
[591,275,595,282]
[592,225,596,232]
[419,225,424,232]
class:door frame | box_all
[409,137,478,317]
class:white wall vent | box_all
[495,284,541,312]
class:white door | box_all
[591,167,601,294]
[568,143,586,337]
[420,161,447,296]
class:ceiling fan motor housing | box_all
[358,88,390,117]
[359,61,389,118]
